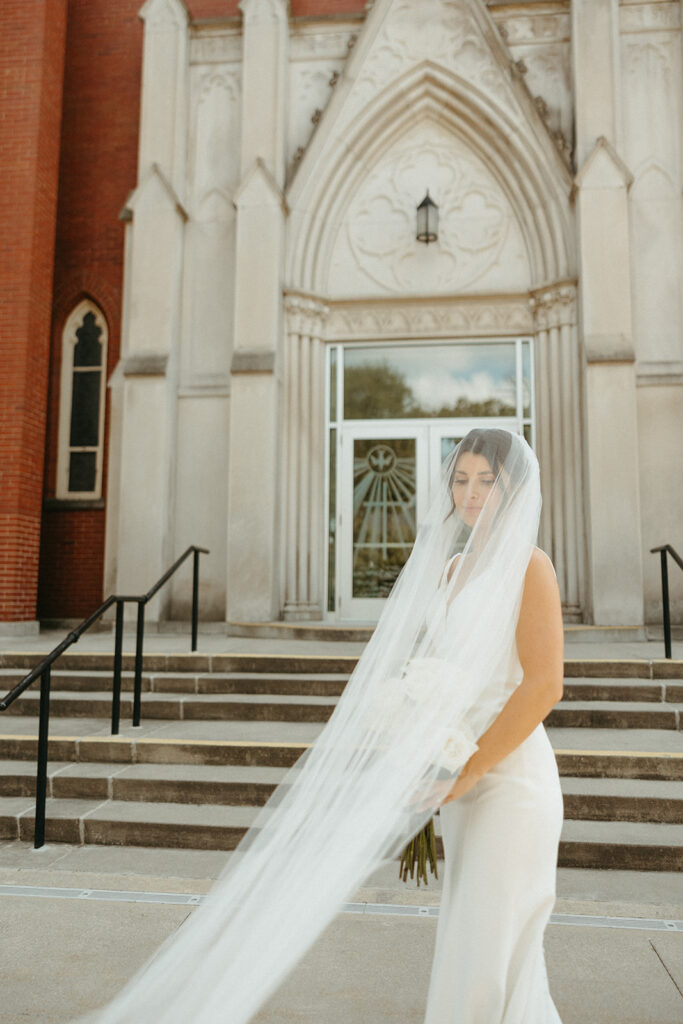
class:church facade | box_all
[2,0,682,630]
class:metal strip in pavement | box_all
[1,884,681,931]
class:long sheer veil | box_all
[78,427,541,1024]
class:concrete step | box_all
[1,795,681,869]
[0,761,289,806]
[2,761,681,824]
[4,683,682,728]
[4,670,683,703]
[547,701,683,730]
[2,690,340,722]
[0,670,350,697]
[560,776,683,824]
[1,651,682,679]
[1,721,682,779]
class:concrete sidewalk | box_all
[0,841,682,1024]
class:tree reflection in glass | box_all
[343,343,520,420]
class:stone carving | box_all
[341,132,525,294]
[620,2,680,34]
[491,12,570,47]
[530,285,577,330]
[290,30,358,62]
[190,31,242,65]
[326,299,533,341]
[288,62,343,166]
[352,0,511,116]
[285,295,329,337]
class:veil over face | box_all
[80,428,542,1024]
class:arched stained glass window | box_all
[57,300,108,499]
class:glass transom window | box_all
[342,341,531,420]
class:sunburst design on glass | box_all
[352,439,417,598]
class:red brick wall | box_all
[37,0,143,619]
[0,0,68,621]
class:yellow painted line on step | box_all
[133,737,310,748]
[555,748,683,758]
[217,653,359,660]
[0,734,310,748]
[3,736,681,758]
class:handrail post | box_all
[660,549,672,660]
[133,599,145,727]
[34,666,51,849]
[111,599,124,734]
[192,548,200,653]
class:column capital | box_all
[284,294,330,337]
[530,284,577,330]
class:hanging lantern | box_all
[416,190,439,244]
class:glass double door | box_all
[337,419,513,621]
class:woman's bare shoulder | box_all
[524,546,559,590]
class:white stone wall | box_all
[108,0,683,626]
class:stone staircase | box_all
[0,652,682,870]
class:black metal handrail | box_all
[650,544,683,659]
[0,544,209,848]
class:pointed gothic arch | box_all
[286,63,574,293]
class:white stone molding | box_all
[190,28,242,65]
[620,2,681,34]
[282,296,329,620]
[290,24,362,62]
[530,284,577,330]
[489,7,571,47]
[530,283,584,618]
[239,0,288,183]
[226,149,288,621]
[572,19,646,624]
[571,0,622,169]
[326,296,533,340]
[138,0,189,199]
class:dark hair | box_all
[445,428,514,520]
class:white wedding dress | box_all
[423,638,565,1023]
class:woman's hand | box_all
[411,759,483,812]
[439,762,482,805]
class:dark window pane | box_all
[73,311,103,367]
[69,452,96,492]
[70,371,101,446]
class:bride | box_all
[79,427,565,1024]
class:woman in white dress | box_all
[422,432,565,1023]
[78,428,564,1024]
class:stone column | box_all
[572,0,644,625]
[225,0,288,623]
[532,285,585,621]
[282,297,328,621]
[106,0,189,620]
